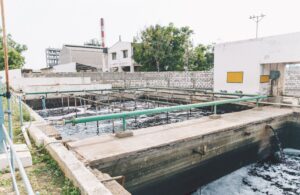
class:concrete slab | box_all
[67,107,294,165]
[115,131,133,138]
[209,114,221,119]
[38,124,62,140]
[0,144,32,171]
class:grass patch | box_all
[0,96,81,194]
[30,146,80,195]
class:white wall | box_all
[214,32,300,94]
[59,46,107,71]
[24,83,112,99]
[52,62,77,73]
[0,69,22,87]
[108,41,134,72]
[12,76,112,99]
[13,77,91,92]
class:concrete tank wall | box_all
[90,111,296,194]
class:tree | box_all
[133,23,193,72]
[0,31,27,70]
[190,44,214,71]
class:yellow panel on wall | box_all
[260,75,270,83]
[227,72,244,83]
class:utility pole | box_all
[249,14,266,38]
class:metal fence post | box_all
[214,105,217,115]
[19,96,23,127]
[41,96,46,110]
[0,80,4,153]
[122,117,126,131]
[7,94,14,173]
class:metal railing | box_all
[0,91,35,194]
[2,124,35,195]
[64,95,267,130]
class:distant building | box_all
[41,62,97,73]
[59,44,108,72]
[108,41,140,72]
[45,41,139,73]
[45,48,61,67]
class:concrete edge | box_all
[43,137,113,195]
[23,101,119,195]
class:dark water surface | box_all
[37,100,214,139]
[193,149,300,195]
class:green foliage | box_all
[133,23,193,71]
[133,24,214,72]
[62,179,81,195]
[0,178,11,187]
[32,147,81,194]
[190,44,214,71]
[0,31,27,70]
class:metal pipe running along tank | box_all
[64,95,267,125]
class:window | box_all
[122,50,128,58]
[112,52,117,60]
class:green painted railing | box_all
[64,95,267,130]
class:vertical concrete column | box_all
[130,65,134,73]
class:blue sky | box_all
[4,0,300,68]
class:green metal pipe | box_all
[64,95,267,125]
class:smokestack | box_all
[100,18,105,48]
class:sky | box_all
[4,0,300,69]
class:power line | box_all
[249,14,266,38]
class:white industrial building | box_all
[214,32,300,96]
[44,62,97,73]
[108,41,139,72]
[59,45,109,72]
[46,41,139,73]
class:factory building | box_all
[214,32,300,95]
[46,41,139,73]
[59,44,108,72]
[44,18,140,73]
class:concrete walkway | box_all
[67,106,294,165]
